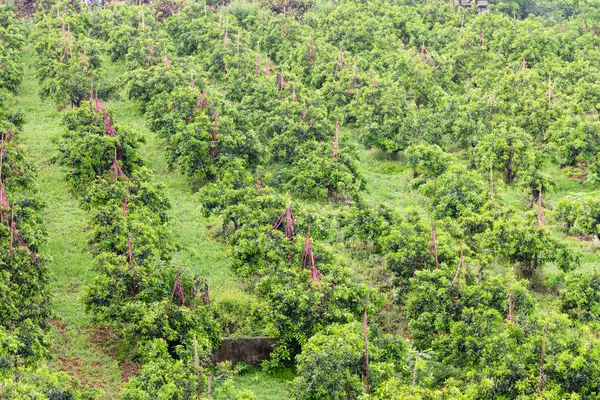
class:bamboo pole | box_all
[9,207,14,254]
[194,335,201,399]
[537,184,544,228]
[332,121,339,161]
[490,159,494,200]
[537,324,547,395]
[207,373,213,399]
[362,293,370,394]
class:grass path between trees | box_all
[17,47,122,397]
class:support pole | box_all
[207,373,213,400]
[194,335,201,399]
[537,324,547,395]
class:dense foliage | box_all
[7,0,600,397]
[0,5,78,395]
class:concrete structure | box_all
[212,337,279,366]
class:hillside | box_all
[2,0,600,398]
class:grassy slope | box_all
[357,139,600,286]
[17,47,122,397]
[17,46,290,398]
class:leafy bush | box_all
[559,270,600,323]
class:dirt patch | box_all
[120,360,139,382]
[154,1,179,21]
[57,355,112,391]
[87,326,123,360]
[89,326,123,358]
[89,326,114,346]
[49,319,68,335]
[89,326,139,383]
[568,234,598,242]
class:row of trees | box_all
[58,101,220,398]
[0,6,78,397]
[32,5,236,398]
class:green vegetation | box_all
[2,0,600,398]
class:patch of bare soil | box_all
[568,234,599,243]
[49,319,68,334]
[88,326,140,383]
[120,360,139,383]
[56,355,109,390]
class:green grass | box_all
[102,59,291,397]
[16,47,123,397]
[17,48,95,328]
[19,33,599,400]
[358,148,427,211]
[230,368,295,398]
[45,324,123,397]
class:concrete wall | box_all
[212,337,279,366]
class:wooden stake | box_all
[490,158,494,200]
[451,242,466,302]
[537,184,544,228]
[537,324,547,395]
[362,293,370,394]
[0,135,4,222]
[1,381,4,400]
[521,58,527,72]
[207,373,213,399]
[194,335,201,398]
[9,207,14,255]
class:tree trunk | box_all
[506,151,515,182]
